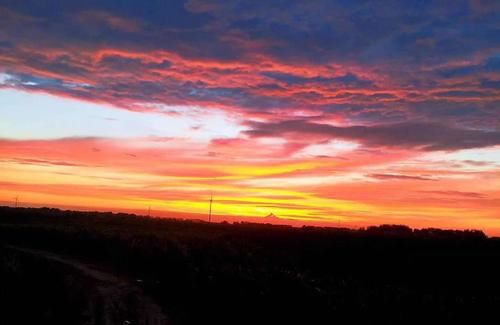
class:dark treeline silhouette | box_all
[1,206,499,324]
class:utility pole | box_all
[148,205,151,217]
[208,193,213,223]
[15,196,18,208]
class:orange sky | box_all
[0,90,499,234]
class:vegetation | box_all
[1,206,499,324]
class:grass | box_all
[0,206,498,324]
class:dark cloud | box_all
[462,160,496,167]
[1,0,498,64]
[417,190,486,198]
[98,55,171,71]
[480,79,500,89]
[484,55,500,71]
[261,71,373,88]
[1,0,213,29]
[433,90,489,98]
[244,120,500,151]
[370,174,435,181]
[0,0,499,135]
[2,158,83,167]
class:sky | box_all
[0,0,499,233]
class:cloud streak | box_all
[245,120,500,151]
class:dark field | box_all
[1,206,500,325]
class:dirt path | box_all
[6,245,169,325]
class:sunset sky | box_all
[1,1,499,233]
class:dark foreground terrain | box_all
[1,206,499,325]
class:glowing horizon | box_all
[1,1,499,234]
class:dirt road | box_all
[6,245,168,325]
